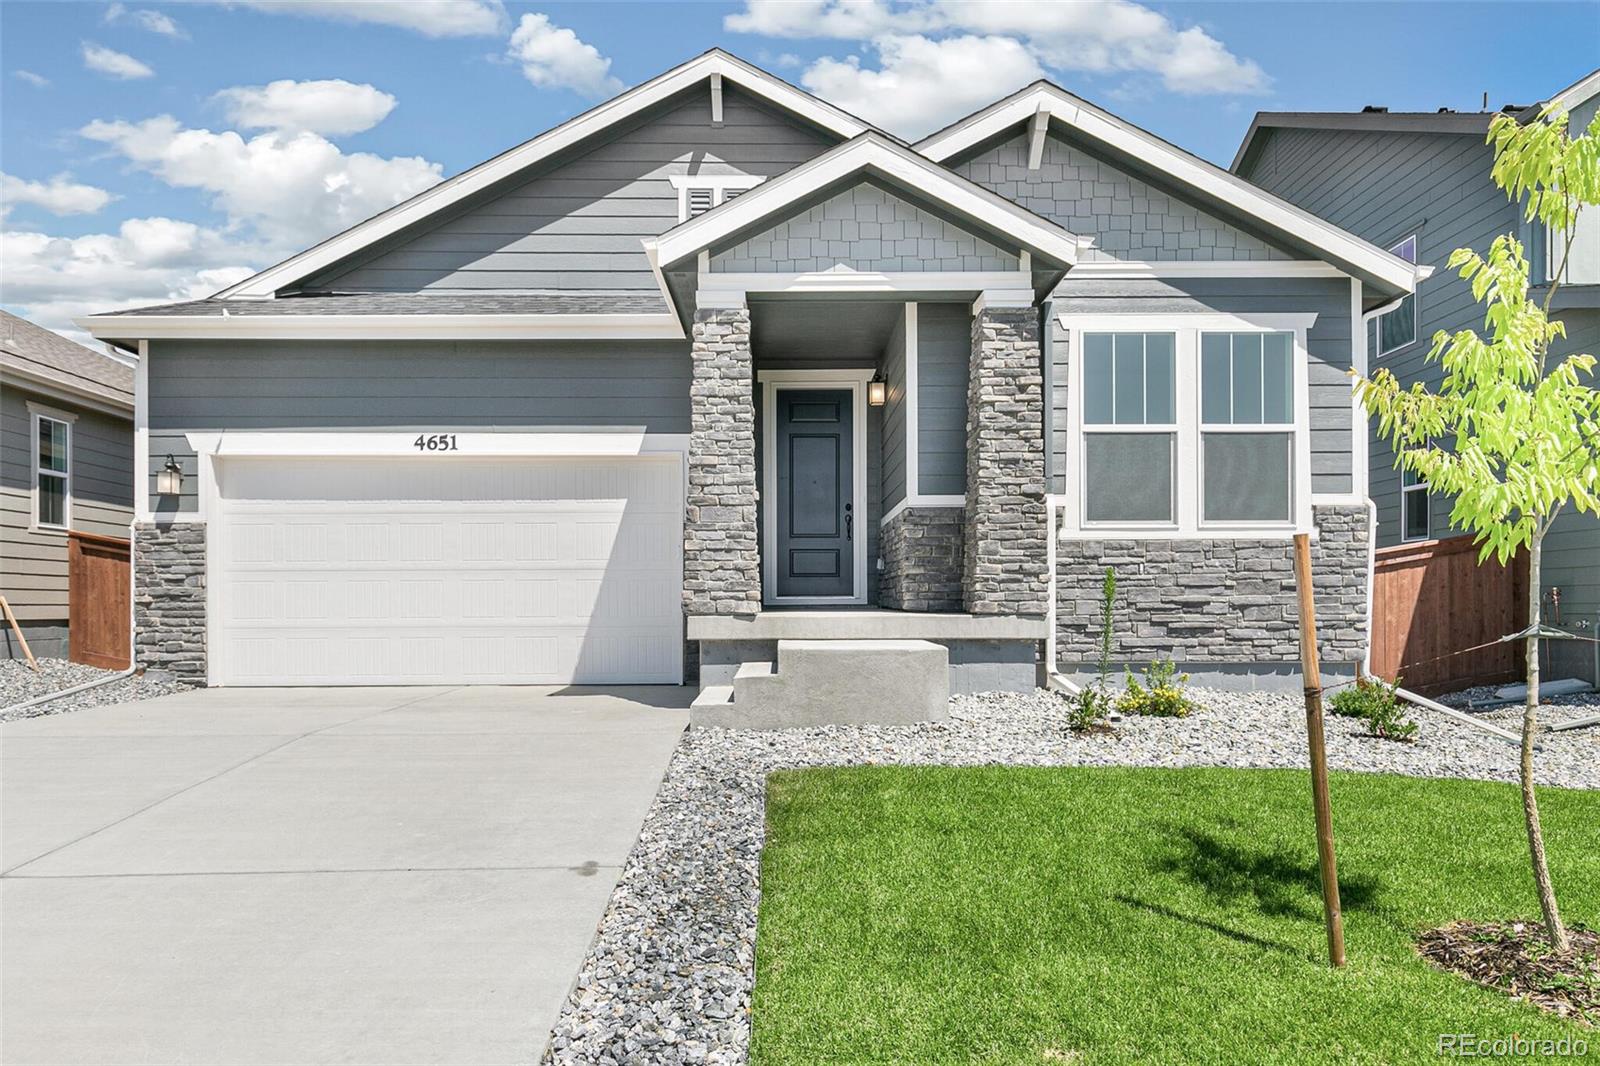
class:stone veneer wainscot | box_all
[133,521,207,685]
[879,507,964,612]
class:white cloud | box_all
[1,173,116,217]
[801,34,1043,137]
[81,42,154,79]
[2,219,255,344]
[227,0,506,37]
[80,115,443,251]
[105,2,189,38]
[13,70,50,88]
[507,13,623,98]
[724,0,1268,100]
[214,79,397,136]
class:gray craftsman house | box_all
[2,310,135,659]
[1234,68,1600,685]
[83,52,1419,717]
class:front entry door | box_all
[775,388,854,599]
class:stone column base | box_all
[133,522,207,685]
[880,507,964,612]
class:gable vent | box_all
[686,187,716,218]
[722,186,747,202]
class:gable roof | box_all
[919,81,1418,298]
[1,310,133,412]
[214,50,882,301]
[647,131,1083,274]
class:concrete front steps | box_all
[690,638,949,730]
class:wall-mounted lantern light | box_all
[868,372,887,407]
[157,454,184,496]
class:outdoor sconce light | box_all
[868,373,887,407]
[157,454,184,496]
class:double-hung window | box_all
[1200,332,1295,524]
[1066,315,1314,538]
[1081,332,1177,524]
[1376,234,1418,356]
[1401,467,1430,541]
[32,408,71,530]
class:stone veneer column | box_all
[879,507,965,612]
[133,521,208,685]
[962,305,1049,616]
[683,305,761,616]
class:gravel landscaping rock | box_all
[0,658,184,722]
[544,686,1598,1065]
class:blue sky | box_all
[2,0,1595,342]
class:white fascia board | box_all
[918,85,1417,295]
[0,366,133,418]
[1066,260,1347,279]
[77,313,686,342]
[650,134,1080,270]
[698,270,1028,295]
[213,51,873,300]
[1547,68,1600,114]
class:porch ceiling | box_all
[749,297,903,364]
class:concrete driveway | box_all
[1,685,691,1066]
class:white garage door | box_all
[211,455,683,686]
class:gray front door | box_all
[775,388,854,599]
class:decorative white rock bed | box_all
[542,687,1598,1065]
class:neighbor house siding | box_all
[880,311,908,512]
[1,384,133,620]
[1050,274,1355,493]
[1239,125,1522,541]
[915,302,970,496]
[145,339,691,514]
[709,183,1019,273]
[954,131,1298,262]
[304,85,837,293]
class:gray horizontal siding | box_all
[880,311,908,511]
[1,384,134,619]
[955,131,1297,262]
[146,339,691,514]
[1050,274,1354,493]
[1239,125,1529,546]
[710,184,1018,273]
[916,303,970,495]
[309,86,836,293]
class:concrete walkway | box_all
[1,685,691,1066]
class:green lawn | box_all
[752,766,1599,1065]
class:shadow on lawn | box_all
[1113,895,1307,958]
[1153,827,1382,922]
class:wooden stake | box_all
[1293,533,1346,968]
[0,595,39,672]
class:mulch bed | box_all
[1418,920,1599,1026]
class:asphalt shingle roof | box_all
[0,310,133,408]
[98,292,671,317]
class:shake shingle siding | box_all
[305,86,837,293]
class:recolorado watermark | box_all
[1438,1033,1589,1058]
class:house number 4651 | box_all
[413,433,459,451]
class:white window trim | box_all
[669,174,766,223]
[758,369,872,607]
[27,401,75,533]
[1375,234,1419,358]
[1401,470,1431,543]
[1056,312,1316,540]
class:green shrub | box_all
[1330,676,1418,742]
[1116,659,1196,718]
[1067,685,1114,733]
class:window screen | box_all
[1085,433,1174,523]
[1203,433,1292,522]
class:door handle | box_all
[845,503,854,541]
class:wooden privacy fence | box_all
[68,531,131,670]
[1370,534,1526,695]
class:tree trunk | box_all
[1522,532,1569,952]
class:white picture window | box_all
[33,411,71,530]
[1401,467,1430,542]
[1376,234,1418,357]
[1081,332,1176,524]
[1064,314,1315,539]
[670,175,765,222]
[1200,332,1295,524]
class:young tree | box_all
[1354,106,1600,953]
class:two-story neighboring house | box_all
[1,311,136,661]
[1235,70,1600,687]
[80,51,1420,713]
